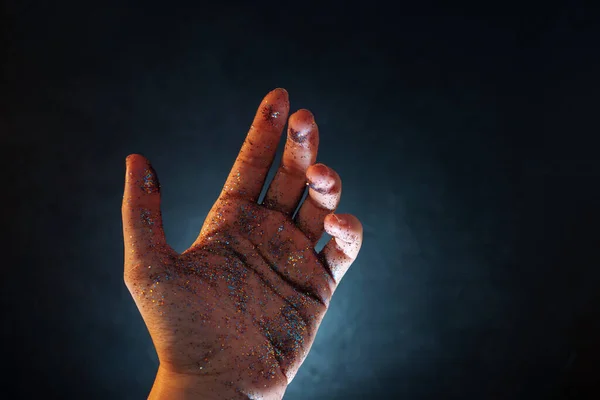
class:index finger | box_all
[220,88,289,201]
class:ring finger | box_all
[294,163,342,244]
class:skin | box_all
[122,88,363,399]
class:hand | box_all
[122,88,363,399]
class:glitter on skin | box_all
[140,208,154,226]
[122,89,363,399]
[288,127,309,144]
[141,167,160,194]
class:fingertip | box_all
[271,87,288,98]
[124,154,160,195]
[307,163,332,179]
[307,163,337,179]
[306,164,339,194]
[288,109,317,145]
[125,154,135,168]
[258,88,290,127]
[267,87,289,105]
[125,153,148,169]
[289,109,315,126]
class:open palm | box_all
[122,89,363,399]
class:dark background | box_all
[3,1,600,399]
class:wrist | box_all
[148,365,245,400]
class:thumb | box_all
[122,154,173,269]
